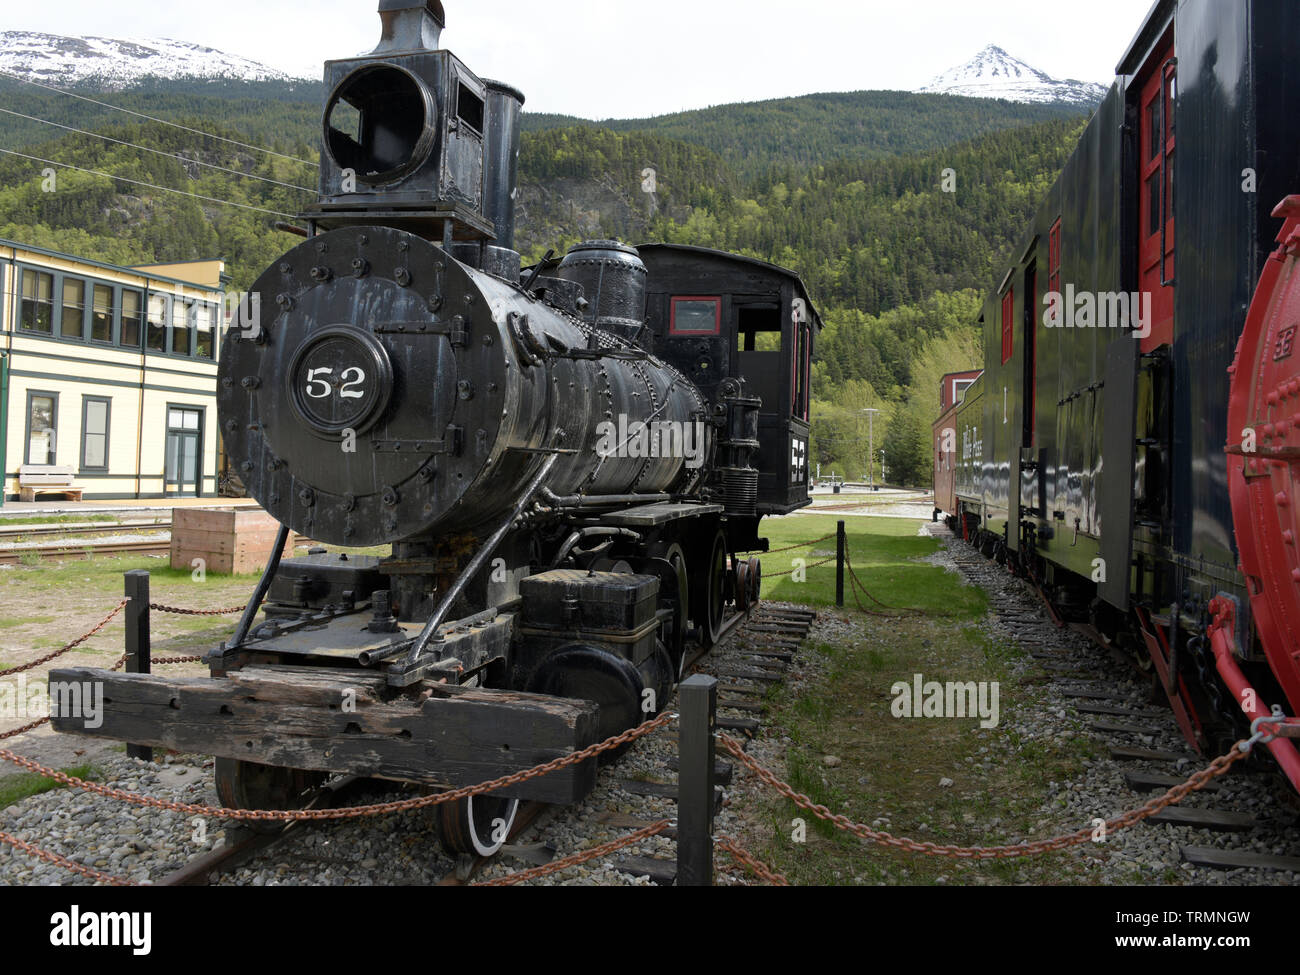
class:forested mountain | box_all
[0,77,1089,486]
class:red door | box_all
[1138,39,1175,352]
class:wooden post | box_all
[677,674,717,886]
[124,569,152,762]
[836,519,846,608]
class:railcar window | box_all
[457,83,484,132]
[671,297,721,335]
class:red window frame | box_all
[1000,287,1014,364]
[669,296,721,336]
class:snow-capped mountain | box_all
[0,31,313,88]
[918,45,1108,106]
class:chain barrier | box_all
[474,820,672,886]
[0,709,676,823]
[149,602,246,616]
[0,830,134,886]
[0,599,128,676]
[765,557,834,579]
[719,732,1251,860]
[716,836,790,885]
[739,533,835,556]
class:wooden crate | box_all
[170,507,293,575]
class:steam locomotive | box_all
[51,0,819,855]
[933,0,1300,789]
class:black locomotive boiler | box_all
[933,0,1300,792]
[51,0,820,855]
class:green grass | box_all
[0,514,119,526]
[0,763,99,810]
[0,616,55,629]
[752,513,986,618]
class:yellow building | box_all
[1,240,227,501]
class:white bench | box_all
[18,465,82,502]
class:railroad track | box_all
[930,522,1300,876]
[0,521,169,541]
[157,601,816,887]
[0,538,172,565]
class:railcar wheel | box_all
[735,559,751,611]
[439,793,520,857]
[693,529,727,648]
[214,758,325,834]
[747,556,761,606]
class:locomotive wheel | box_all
[439,793,520,857]
[526,645,644,763]
[747,556,762,606]
[653,542,690,678]
[734,559,751,611]
[693,529,727,648]
[214,758,325,834]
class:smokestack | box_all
[373,0,446,54]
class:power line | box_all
[0,148,298,219]
[0,70,318,168]
[0,107,315,193]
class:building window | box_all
[91,284,114,343]
[196,303,216,359]
[19,269,54,334]
[1000,287,1014,365]
[165,406,203,497]
[147,293,168,352]
[121,289,143,348]
[670,296,721,335]
[25,391,57,465]
[60,278,86,339]
[80,396,110,471]
[173,300,194,356]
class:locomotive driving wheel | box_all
[693,528,728,648]
[439,793,520,857]
[214,758,326,834]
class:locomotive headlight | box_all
[286,325,394,438]
[324,63,436,185]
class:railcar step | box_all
[1179,845,1300,871]
[1109,746,1196,762]
[1123,771,1221,794]
[614,856,677,885]
[1145,807,1258,831]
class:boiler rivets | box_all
[299,488,315,507]
[343,494,356,512]
[352,258,369,277]
[241,376,261,389]
[310,266,332,282]
[276,293,294,310]
[428,294,443,312]
[458,380,474,400]
[383,486,400,506]
[395,268,411,287]
[279,262,291,274]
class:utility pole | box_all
[860,408,879,488]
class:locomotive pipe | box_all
[229,524,291,649]
[401,452,560,669]
[541,489,671,509]
[549,527,642,569]
[1207,598,1300,791]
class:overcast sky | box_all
[7,0,1154,118]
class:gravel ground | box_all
[0,604,812,886]
[921,525,1299,886]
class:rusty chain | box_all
[0,830,134,886]
[765,557,834,579]
[0,599,128,676]
[719,732,1251,859]
[738,533,835,556]
[148,602,246,616]
[474,820,671,886]
[0,709,676,823]
[716,837,790,885]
